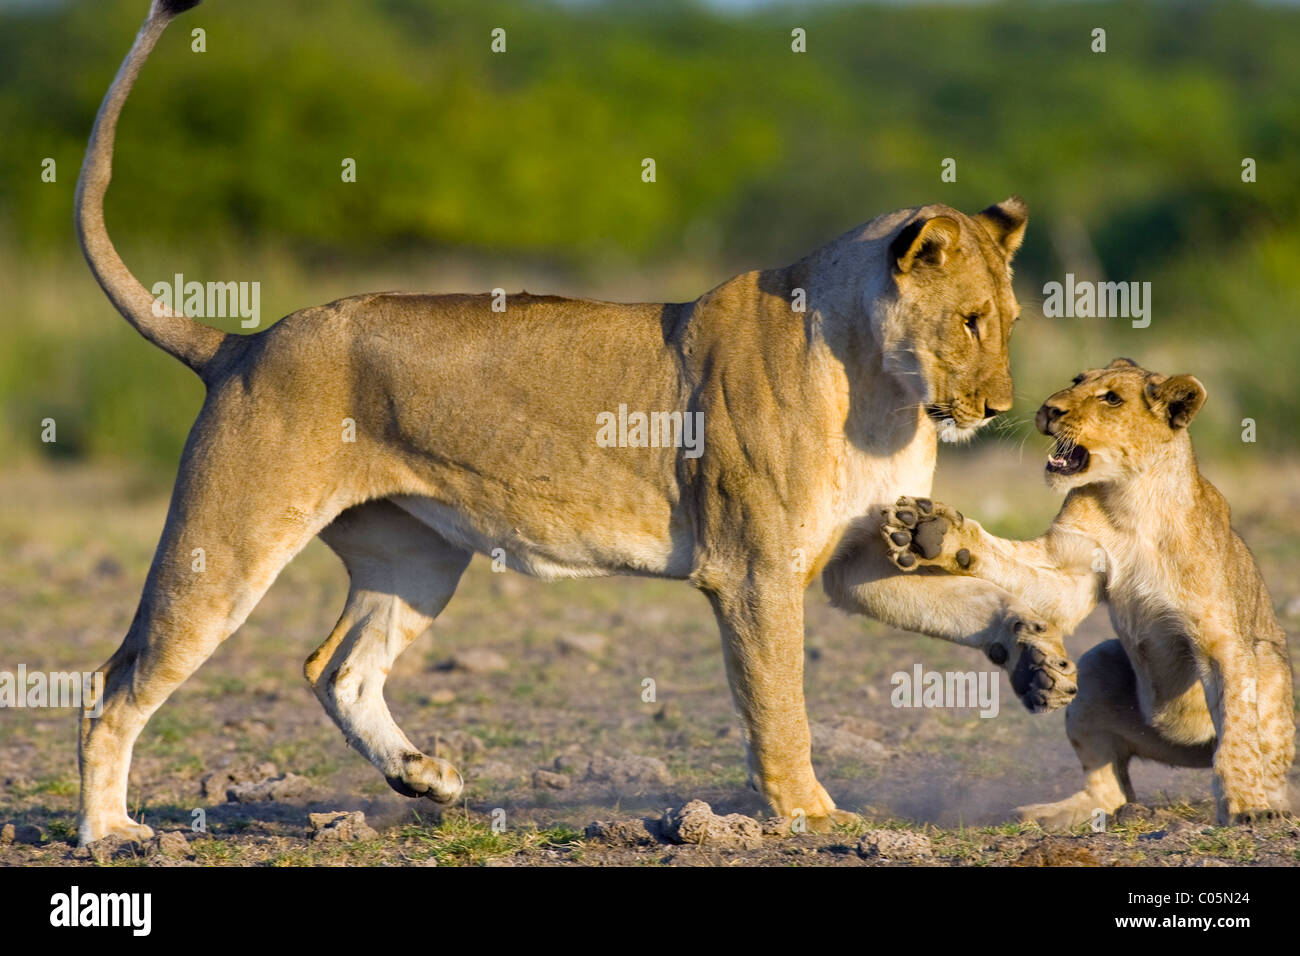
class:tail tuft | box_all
[155,0,202,16]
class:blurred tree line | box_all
[1,0,1297,461]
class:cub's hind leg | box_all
[1250,638,1294,815]
[1015,639,1213,830]
[309,500,472,804]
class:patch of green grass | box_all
[397,812,582,866]
[1191,828,1256,862]
[11,776,77,798]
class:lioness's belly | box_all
[390,493,693,580]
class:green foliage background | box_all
[1,0,1297,466]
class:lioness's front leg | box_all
[880,496,1102,636]
[705,575,851,829]
[824,518,1077,713]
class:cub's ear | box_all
[891,216,960,273]
[974,196,1029,261]
[1106,357,1140,369]
[1146,374,1207,430]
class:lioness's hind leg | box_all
[79,465,332,845]
[310,501,471,803]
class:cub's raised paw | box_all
[989,615,1078,714]
[880,496,970,572]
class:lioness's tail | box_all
[75,0,225,377]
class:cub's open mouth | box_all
[1046,442,1089,476]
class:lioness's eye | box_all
[964,314,980,338]
[1102,391,1123,406]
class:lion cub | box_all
[879,358,1294,827]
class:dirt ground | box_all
[2,450,1298,866]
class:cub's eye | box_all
[964,314,980,337]
[1102,391,1123,406]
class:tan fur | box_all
[73,1,1036,843]
[876,358,1295,827]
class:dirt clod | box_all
[308,811,378,842]
[585,818,657,846]
[532,770,570,790]
[662,800,763,850]
[226,772,314,804]
[200,762,279,799]
[856,829,934,862]
[152,831,192,858]
[437,649,509,674]
[0,823,41,845]
[557,632,607,656]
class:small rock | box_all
[0,823,41,845]
[475,759,520,781]
[856,829,933,862]
[201,762,279,799]
[557,632,607,657]
[662,800,763,850]
[428,689,456,705]
[437,649,509,674]
[532,770,570,790]
[810,723,890,762]
[86,835,142,863]
[653,702,680,723]
[762,817,796,838]
[585,818,657,847]
[430,730,485,765]
[152,831,191,858]
[309,811,378,843]
[1284,595,1300,619]
[93,556,124,579]
[585,754,673,789]
[226,772,314,804]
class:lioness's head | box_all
[1036,357,1208,491]
[873,197,1028,441]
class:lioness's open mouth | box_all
[1046,441,1089,476]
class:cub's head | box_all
[875,197,1028,441]
[1036,357,1207,491]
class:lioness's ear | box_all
[974,196,1029,261]
[1146,374,1206,430]
[891,216,960,273]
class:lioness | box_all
[74,0,1059,844]
[877,358,1295,827]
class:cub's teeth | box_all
[1048,455,1067,467]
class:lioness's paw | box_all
[988,614,1077,714]
[385,752,463,804]
[880,496,970,572]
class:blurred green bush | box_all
[1,0,1296,465]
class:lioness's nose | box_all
[1036,403,1066,434]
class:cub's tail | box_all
[74,0,226,377]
